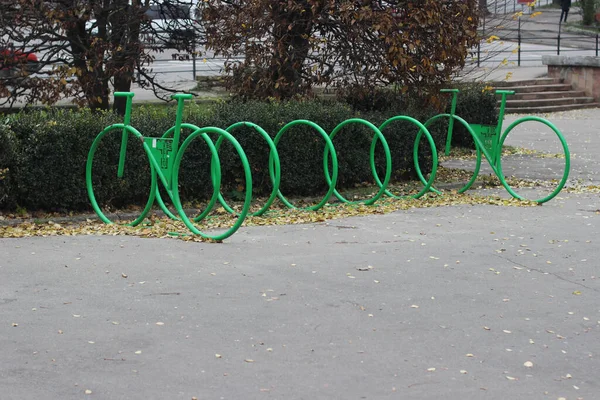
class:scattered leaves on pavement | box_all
[0,191,539,242]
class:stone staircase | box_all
[492,78,600,114]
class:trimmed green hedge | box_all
[0,85,496,212]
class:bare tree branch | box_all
[0,0,205,113]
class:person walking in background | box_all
[560,0,571,24]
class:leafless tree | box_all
[0,0,204,113]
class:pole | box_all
[482,14,485,37]
[478,16,485,67]
[596,34,599,57]
[557,22,561,55]
[192,37,197,80]
[518,16,521,66]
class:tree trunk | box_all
[479,0,489,16]
[110,0,142,115]
[269,4,313,99]
[65,20,110,112]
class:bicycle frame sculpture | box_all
[86,92,253,241]
[415,89,570,204]
[86,89,569,240]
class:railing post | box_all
[518,16,522,66]
[478,15,485,67]
[482,14,485,37]
[596,34,599,57]
[557,22,561,55]
[192,37,197,80]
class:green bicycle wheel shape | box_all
[149,123,222,223]
[496,116,570,204]
[171,126,253,241]
[216,121,281,217]
[273,119,338,211]
[375,115,440,199]
[324,118,392,205]
[418,114,482,195]
[86,124,157,227]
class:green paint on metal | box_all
[273,119,338,211]
[377,115,439,199]
[144,137,174,185]
[469,124,497,164]
[218,121,281,217]
[415,89,570,202]
[325,118,391,206]
[86,88,571,240]
[439,88,459,156]
[114,92,135,179]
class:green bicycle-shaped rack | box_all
[86,90,570,240]
[414,89,570,203]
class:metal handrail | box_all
[475,17,600,66]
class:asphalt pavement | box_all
[1,105,600,400]
[2,7,600,400]
[1,190,599,400]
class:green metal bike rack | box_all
[416,88,570,203]
[86,88,571,240]
[86,92,253,241]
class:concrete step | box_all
[492,78,560,87]
[497,84,573,93]
[493,77,598,114]
[505,103,600,114]
[505,96,596,108]
[509,90,588,100]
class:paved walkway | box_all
[2,7,600,399]
[460,6,594,83]
[1,191,598,400]
[1,109,599,399]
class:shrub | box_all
[339,83,498,152]
[205,99,375,197]
[0,117,17,209]
[582,0,597,25]
[449,84,499,149]
[4,109,118,211]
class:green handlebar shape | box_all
[114,92,135,98]
[172,93,194,100]
[495,90,515,95]
[440,88,459,93]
